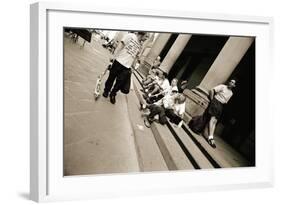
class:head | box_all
[162,72,168,79]
[157,72,164,80]
[170,86,179,96]
[156,56,161,61]
[171,78,178,87]
[137,31,148,42]
[175,93,186,104]
[149,67,157,75]
[227,79,236,89]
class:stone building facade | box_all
[138,33,255,164]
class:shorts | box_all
[208,98,224,119]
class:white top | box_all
[213,84,233,104]
[115,33,142,68]
[154,93,175,109]
[152,59,161,68]
[173,102,186,116]
[170,85,178,93]
[159,79,170,95]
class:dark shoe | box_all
[146,98,153,104]
[208,139,216,148]
[139,101,143,110]
[144,117,152,128]
[110,95,116,104]
[102,91,109,98]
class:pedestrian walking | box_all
[165,93,186,128]
[189,79,236,148]
[207,79,236,147]
[103,32,148,104]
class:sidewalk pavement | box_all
[63,35,140,175]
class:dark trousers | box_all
[104,61,131,96]
[148,104,167,125]
[146,94,164,104]
[165,109,182,125]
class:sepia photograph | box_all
[63,28,255,176]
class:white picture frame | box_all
[30,2,274,202]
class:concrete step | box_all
[151,123,194,170]
[132,74,194,170]
[210,135,250,167]
[132,71,249,169]
[170,125,214,169]
[182,125,233,168]
[126,87,169,172]
[183,125,250,167]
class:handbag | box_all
[188,111,210,134]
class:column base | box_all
[183,87,210,117]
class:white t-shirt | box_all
[213,84,233,104]
[115,33,142,68]
[159,79,170,95]
[154,93,175,109]
[170,85,178,93]
[173,102,186,116]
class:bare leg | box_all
[143,78,152,86]
[149,86,160,95]
[208,116,217,139]
[208,116,217,148]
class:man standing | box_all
[103,32,148,104]
[207,79,236,148]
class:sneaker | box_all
[102,91,109,98]
[110,95,116,104]
[208,139,216,148]
[177,120,184,128]
[139,102,143,110]
[144,117,152,128]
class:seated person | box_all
[165,93,186,128]
[142,87,178,128]
[152,56,161,69]
[142,70,163,91]
[144,72,170,103]
[178,80,188,93]
[142,68,158,87]
[145,77,178,104]
[170,78,179,93]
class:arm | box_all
[152,89,166,97]
[210,84,224,100]
[146,80,157,88]
[151,81,169,97]
[209,89,215,100]
[112,41,125,60]
[174,103,185,118]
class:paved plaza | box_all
[63,35,140,175]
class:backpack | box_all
[188,112,210,134]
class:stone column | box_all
[199,36,254,91]
[184,36,254,117]
[159,34,192,73]
[139,33,171,75]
